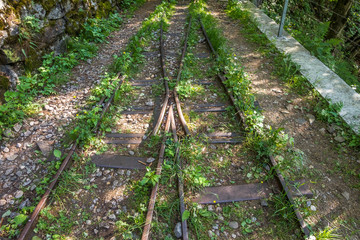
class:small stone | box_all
[94,229,99,234]
[261,199,268,207]
[208,230,214,237]
[24,130,32,137]
[280,110,290,114]
[14,190,24,199]
[208,205,214,211]
[251,217,257,222]
[342,191,350,200]
[44,105,54,111]
[286,104,294,111]
[36,141,53,156]
[146,157,155,163]
[13,123,22,132]
[126,170,131,176]
[15,171,22,177]
[231,234,237,238]
[295,118,306,125]
[19,198,30,209]
[306,200,312,207]
[5,168,13,175]
[334,136,345,143]
[100,222,110,229]
[272,89,282,93]
[306,114,315,124]
[174,222,182,238]
[145,101,154,106]
[86,220,92,225]
[128,150,135,156]
[108,214,116,220]
[319,128,326,135]
[0,199,6,206]
[229,221,239,229]
[3,147,10,153]
[212,224,219,230]
[310,205,316,211]
[3,129,13,138]
[327,126,336,133]
[16,143,22,148]
[7,154,18,161]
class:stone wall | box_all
[0,0,123,90]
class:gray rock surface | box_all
[229,221,239,229]
[174,222,182,238]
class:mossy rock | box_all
[24,47,43,71]
[0,45,25,64]
[96,2,113,18]
[65,10,87,35]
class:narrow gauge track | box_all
[165,13,313,238]
[17,1,313,239]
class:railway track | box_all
[16,1,314,239]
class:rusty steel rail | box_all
[174,17,192,136]
[199,19,247,128]
[142,106,173,240]
[18,143,77,240]
[170,109,189,240]
[153,20,170,136]
[18,74,125,240]
[198,17,310,237]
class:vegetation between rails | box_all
[189,0,316,238]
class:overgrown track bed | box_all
[3,0,345,239]
[166,2,315,239]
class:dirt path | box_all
[206,0,360,238]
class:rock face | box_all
[0,0,122,86]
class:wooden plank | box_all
[208,139,243,144]
[105,133,145,138]
[206,132,242,138]
[194,183,271,204]
[121,110,153,115]
[104,139,142,144]
[193,107,227,112]
[91,155,147,169]
[194,181,312,204]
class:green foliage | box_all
[81,13,123,43]
[34,207,76,238]
[315,227,341,240]
[53,149,62,158]
[140,167,160,187]
[261,0,359,92]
